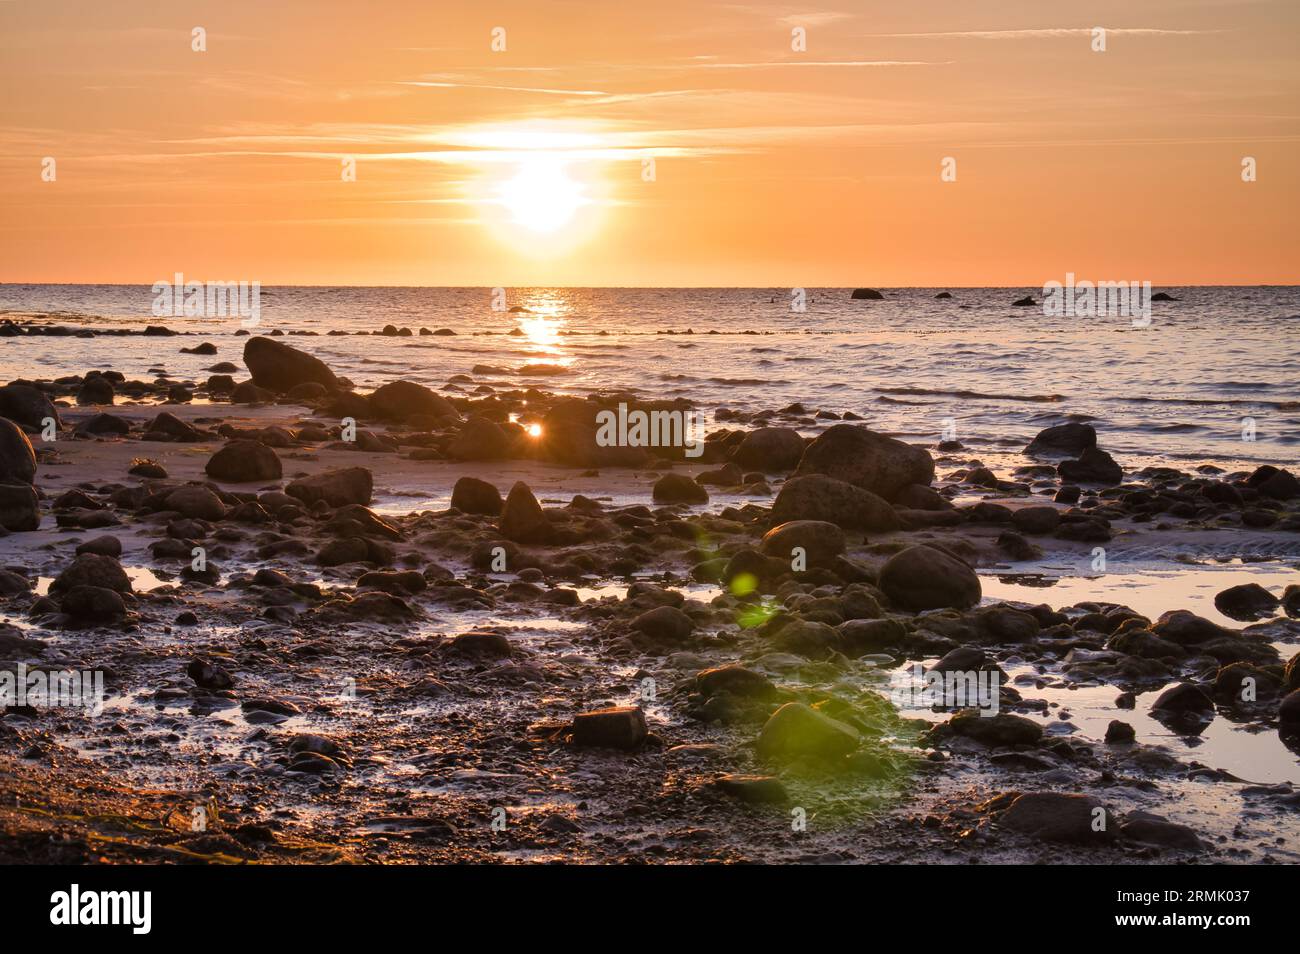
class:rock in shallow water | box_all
[794,424,935,499]
[0,417,37,484]
[770,473,899,531]
[450,476,503,515]
[1000,792,1116,843]
[756,702,860,762]
[243,336,339,394]
[286,467,373,507]
[205,439,283,483]
[571,706,648,749]
[652,472,708,504]
[878,544,981,611]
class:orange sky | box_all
[1,0,1297,286]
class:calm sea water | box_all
[3,284,1299,472]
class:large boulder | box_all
[652,473,708,504]
[368,380,457,422]
[538,398,651,468]
[794,424,934,499]
[51,553,132,594]
[770,474,900,531]
[450,476,503,516]
[242,336,339,394]
[164,485,227,521]
[0,384,59,431]
[286,467,373,507]
[1000,792,1116,843]
[447,417,513,460]
[61,585,127,619]
[499,481,550,543]
[879,544,981,611]
[1025,422,1097,456]
[732,427,806,472]
[0,483,39,531]
[0,417,37,484]
[760,520,845,566]
[1058,447,1123,485]
[76,373,114,406]
[756,702,861,762]
[204,439,283,483]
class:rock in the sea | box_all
[61,584,127,619]
[879,544,981,611]
[204,439,283,483]
[0,383,60,431]
[947,710,1043,746]
[1058,447,1123,485]
[1000,792,1115,843]
[499,481,551,543]
[51,553,132,594]
[1151,682,1214,715]
[1214,583,1280,621]
[850,288,885,300]
[450,476,503,515]
[286,467,373,507]
[0,483,39,531]
[368,380,457,422]
[1025,422,1097,456]
[164,485,227,520]
[571,706,648,749]
[243,336,339,394]
[1152,610,1234,646]
[652,473,708,504]
[756,702,860,762]
[770,473,900,531]
[794,424,934,499]
[732,427,806,472]
[1105,720,1136,743]
[0,417,37,484]
[75,373,114,406]
[760,520,845,566]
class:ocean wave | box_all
[876,387,1064,403]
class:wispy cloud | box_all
[864,28,1220,40]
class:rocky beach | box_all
[2,309,1299,865]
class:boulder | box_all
[652,473,708,504]
[850,288,885,300]
[770,474,900,531]
[879,545,981,611]
[447,417,513,460]
[0,418,37,484]
[450,476,503,516]
[760,520,845,566]
[1119,812,1206,851]
[142,411,203,442]
[51,553,132,594]
[0,483,39,531]
[1151,682,1214,714]
[242,336,339,394]
[204,439,283,483]
[947,710,1043,746]
[756,702,860,762]
[1281,690,1300,727]
[1000,792,1115,843]
[286,467,373,507]
[538,398,651,468]
[75,374,114,405]
[630,605,694,643]
[1214,583,1280,622]
[368,380,457,422]
[61,585,127,619]
[164,485,227,521]
[1011,506,1061,535]
[1058,447,1123,485]
[794,424,934,499]
[499,481,550,543]
[571,706,647,749]
[0,383,59,431]
[1026,422,1097,456]
[732,427,806,472]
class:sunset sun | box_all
[497,157,588,233]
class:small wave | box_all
[876,386,1064,403]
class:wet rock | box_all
[368,380,457,422]
[892,483,950,511]
[695,664,776,700]
[1058,447,1123,485]
[732,427,806,472]
[76,373,114,405]
[879,545,980,611]
[1026,422,1097,456]
[75,535,122,557]
[1105,720,1136,743]
[1285,651,1300,693]
[0,383,60,431]
[850,288,884,300]
[230,381,277,404]
[1000,792,1115,843]
[447,631,512,658]
[0,418,37,485]
[631,605,694,642]
[0,483,39,531]
[770,619,842,657]
[61,585,127,619]
[946,710,1043,746]
[571,706,647,749]
[1107,629,1183,659]
[142,411,203,442]
[1249,465,1300,501]
[837,617,907,653]
[286,467,373,507]
[0,569,32,596]
[770,473,900,531]
[316,538,372,567]
[74,412,131,436]
[1150,682,1214,715]
[538,398,651,468]
[1213,662,1281,701]
[652,473,708,504]
[794,424,935,499]
[760,520,844,566]
[1011,506,1060,535]
[242,336,339,394]
[164,485,227,521]
[500,481,551,543]
[357,570,426,595]
[448,417,513,460]
[1214,583,1280,622]
[128,459,167,478]
[1280,690,1300,727]
[450,476,503,516]
[714,774,788,804]
[1152,610,1234,646]
[205,439,283,483]
[51,553,132,594]
[187,657,236,690]
[756,702,860,762]
[318,591,415,622]
[1119,812,1206,851]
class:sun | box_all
[498,158,588,233]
